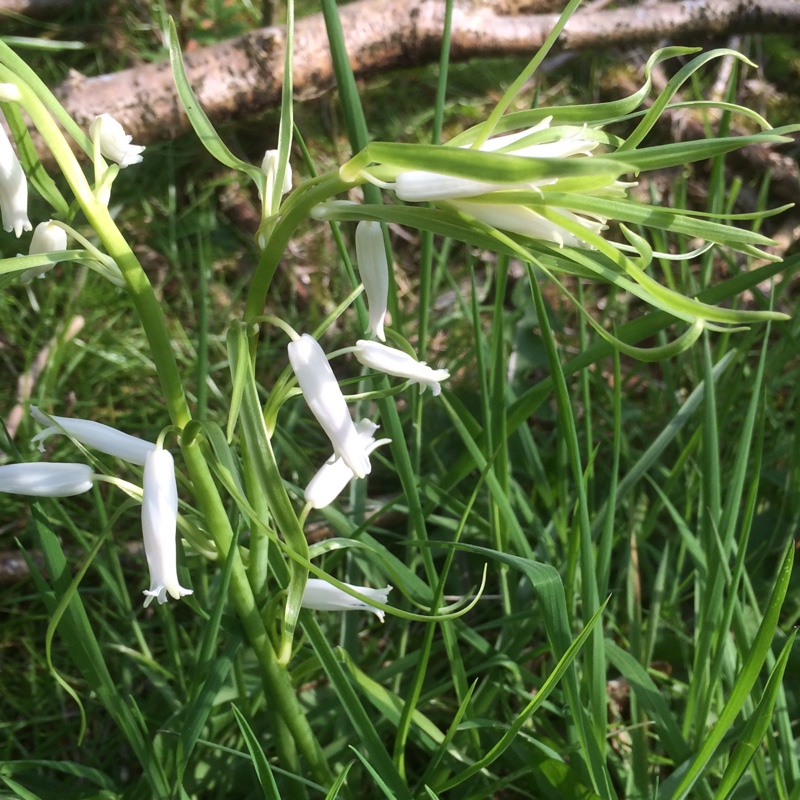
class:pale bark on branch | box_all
[35,0,799,152]
[0,0,73,15]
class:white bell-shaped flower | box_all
[354,340,450,396]
[304,419,391,509]
[21,221,69,281]
[89,114,145,168]
[288,334,371,479]
[301,578,392,622]
[0,114,31,237]
[141,447,193,607]
[355,221,389,341]
[30,406,155,466]
[0,462,94,497]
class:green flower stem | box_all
[245,173,351,323]
[8,75,191,427]
[181,435,333,786]
[17,73,329,784]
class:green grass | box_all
[1,3,799,799]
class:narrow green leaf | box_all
[303,618,413,800]
[348,141,633,183]
[167,18,264,188]
[437,602,608,792]
[714,632,797,800]
[0,775,44,800]
[338,647,453,753]
[348,748,403,800]
[619,48,760,150]
[232,704,282,800]
[415,681,478,791]
[673,542,795,799]
[324,761,355,800]
[0,251,89,276]
[606,641,690,765]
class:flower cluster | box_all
[0,408,192,607]
[287,219,450,510]
[389,117,620,249]
[0,105,145,273]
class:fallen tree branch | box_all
[29,0,800,154]
[0,0,73,16]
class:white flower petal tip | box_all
[21,221,69,281]
[0,118,31,237]
[0,462,94,497]
[30,406,156,465]
[354,340,450,396]
[355,221,389,342]
[392,118,597,203]
[288,334,371,479]
[301,579,392,622]
[304,418,391,509]
[0,84,21,103]
[89,114,145,168]
[141,448,192,608]
[449,199,603,248]
[261,149,293,196]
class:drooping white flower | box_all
[30,406,156,466]
[301,578,392,622]
[89,114,145,168]
[141,447,193,607]
[449,199,606,248]
[393,117,599,202]
[287,334,371,479]
[0,114,31,237]
[385,118,624,247]
[0,462,94,497]
[355,220,389,341]
[354,340,450,396]
[304,419,391,509]
[21,221,69,281]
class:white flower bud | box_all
[141,447,193,607]
[261,149,292,196]
[355,221,389,341]
[30,406,156,466]
[0,462,94,497]
[301,578,392,622]
[354,340,450,396]
[288,334,371,479]
[0,114,31,237]
[89,114,144,168]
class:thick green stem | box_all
[245,174,350,322]
[16,73,330,786]
[180,437,332,786]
